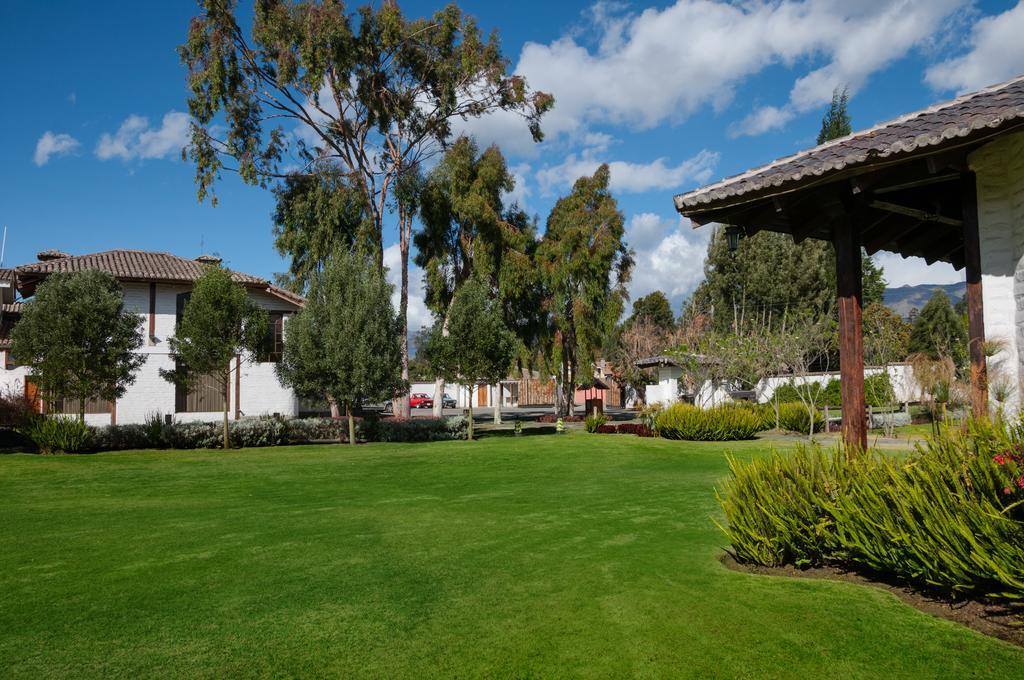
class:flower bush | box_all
[717,417,1024,600]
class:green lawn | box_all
[1,434,1021,678]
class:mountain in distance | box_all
[883,282,965,319]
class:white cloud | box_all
[383,243,433,339]
[33,132,80,166]
[96,111,190,161]
[730,105,795,138]
[872,252,964,288]
[926,2,1024,93]
[505,0,966,141]
[625,213,710,312]
[537,149,718,195]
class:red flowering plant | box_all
[992,445,1024,507]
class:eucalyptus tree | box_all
[416,136,537,422]
[271,169,368,294]
[536,164,633,416]
[180,0,553,415]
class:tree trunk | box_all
[493,384,501,424]
[223,378,230,450]
[396,209,412,419]
[432,377,446,417]
[328,396,340,419]
[347,400,356,446]
[467,403,474,441]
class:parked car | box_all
[358,399,393,415]
[441,393,457,409]
[410,393,434,409]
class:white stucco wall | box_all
[0,282,301,425]
[970,131,1024,412]
[645,364,917,408]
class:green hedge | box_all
[770,373,895,408]
[655,403,762,441]
[21,414,468,453]
[716,418,1024,599]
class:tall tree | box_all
[415,136,513,416]
[276,247,403,445]
[180,0,553,417]
[161,266,268,449]
[271,169,368,294]
[536,165,633,416]
[817,87,852,144]
[629,291,674,329]
[908,289,968,369]
[424,278,515,440]
[863,302,911,366]
[12,271,146,421]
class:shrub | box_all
[717,417,1024,600]
[596,422,656,437]
[730,401,775,431]
[777,401,823,434]
[361,416,466,442]
[285,417,348,443]
[89,423,158,451]
[20,417,92,454]
[537,413,583,423]
[161,421,222,449]
[584,414,607,433]
[771,374,896,409]
[0,389,38,428]
[230,417,290,448]
[654,403,761,441]
[716,447,847,567]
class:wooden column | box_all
[962,172,988,419]
[834,219,867,452]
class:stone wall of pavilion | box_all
[971,131,1024,413]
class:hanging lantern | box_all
[725,225,743,253]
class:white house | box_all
[0,249,304,425]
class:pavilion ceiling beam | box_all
[871,172,961,195]
[868,200,963,228]
[864,218,925,255]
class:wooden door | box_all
[477,384,488,408]
[24,381,43,414]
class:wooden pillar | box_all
[834,219,867,452]
[962,172,988,419]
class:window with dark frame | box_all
[260,312,285,363]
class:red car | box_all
[409,393,434,409]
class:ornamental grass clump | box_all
[716,447,849,567]
[717,416,1024,600]
[777,401,824,435]
[655,403,761,441]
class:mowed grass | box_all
[1,433,1022,678]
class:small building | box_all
[0,249,303,425]
[673,74,1024,447]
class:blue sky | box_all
[3,0,1023,331]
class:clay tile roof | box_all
[674,74,1024,213]
[0,269,15,282]
[15,249,267,286]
